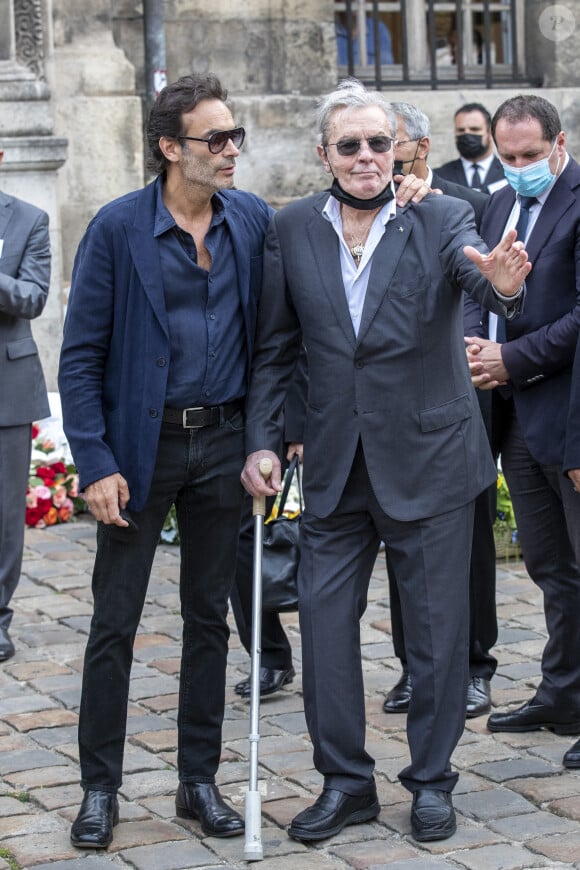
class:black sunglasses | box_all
[178,127,246,154]
[326,135,394,156]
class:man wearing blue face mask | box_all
[464,95,580,764]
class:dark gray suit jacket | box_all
[0,190,51,426]
[434,156,505,195]
[246,191,522,521]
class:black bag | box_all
[261,455,302,612]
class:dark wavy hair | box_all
[492,94,561,143]
[146,73,228,175]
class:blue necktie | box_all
[514,195,537,243]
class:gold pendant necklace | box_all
[343,214,375,266]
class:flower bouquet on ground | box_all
[494,469,522,560]
[25,423,86,528]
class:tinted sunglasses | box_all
[326,135,394,156]
[178,127,246,154]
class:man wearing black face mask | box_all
[435,102,507,195]
[241,79,529,846]
[384,103,497,724]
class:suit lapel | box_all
[0,193,14,243]
[525,161,579,262]
[125,184,169,336]
[305,201,357,348]
[356,210,412,344]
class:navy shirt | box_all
[154,179,247,408]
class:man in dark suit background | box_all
[435,102,507,195]
[465,95,580,751]
[383,102,497,721]
[242,79,529,845]
[0,147,51,662]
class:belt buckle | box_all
[182,406,204,428]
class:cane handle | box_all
[253,457,273,517]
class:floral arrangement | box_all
[494,470,521,559]
[25,423,86,528]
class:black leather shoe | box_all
[563,738,580,769]
[235,666,295,698]
[0,626,15,662]
[383,670,412,713]
[466,676,491,718]
[411,789,456,842]
[288,787,380,841]
[175,782,244,837]
[487,699,580,735]
[70,789,119,849]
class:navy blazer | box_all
[466,158,580,466]
[246,192,522,521]
[59,179,273,509]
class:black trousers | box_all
[299,443,471,795]
[78,413,245,791]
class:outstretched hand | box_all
[464,228,531,296]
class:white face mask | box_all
[501,139,560,197]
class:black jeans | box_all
[78,411,245,791]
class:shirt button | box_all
[355,360,365,369]
[209,313,216,320]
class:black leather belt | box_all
[162,401,241,429]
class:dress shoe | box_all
[487,699,580,735]
[234,665,295,698]
[411,789,456,842]
[465,676,491,718]
[288,786,380,841]
[0,626,15,662]
[70,789,119,849]
[563,738,580,769]
[175,782,244,837]
[383,670,412,713]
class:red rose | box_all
[37,466,56,483]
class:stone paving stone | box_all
[0,810,68,837]
[123,744,169,773]
[262,710,308,735]
[444,843,551,869]
[1,747,65,774]
[124,713,177,734]
[454,787,536,820]
[258,749,317,776]
[0,692,59,715]
[119,839,221,869]
[488,808,578,838]
[139,693,180,714]
[5,764,79,789]
[546,794,580,820]
[367,862,459,870]
[527,830,580,862]
[5,660,72,680]
[3,707,78,732]
[116,770,178,802]
[0,733,33,752]
[331,838,423,867]
[27,782,83,811]
[470,757,560,782]
[0,795,35,816]
[33,858,122,869]
[128,674,179,702]
[105,818,189,852]
[0,831,83,866]
[129,728,177,752]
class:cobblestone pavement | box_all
[1,518,580,870]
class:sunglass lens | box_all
[209,128,246,153]
[336,139,360,156]
[368,137,392,152]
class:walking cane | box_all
[244,456,272,861]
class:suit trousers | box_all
[500,404,580,708]
[0,424,32,629]
[230,490,293,670]
[78,413,245,791]
[298,443,472,795]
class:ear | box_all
[159,136,181,164]
[317,143,331,174]
[417,136,431,160]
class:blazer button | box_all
[355,360,365,369]
[149,409,159,418]
[156,357,166,367]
